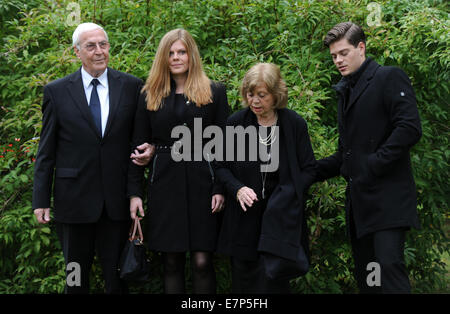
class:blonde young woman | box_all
[127,29,229,293]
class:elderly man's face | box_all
[74,29,110,77]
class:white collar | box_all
[81,67,108,89]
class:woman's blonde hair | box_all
[142,28,212,110]
[240,63,288,109]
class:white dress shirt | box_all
[81,67,109,137]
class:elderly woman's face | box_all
[246,83,275,118]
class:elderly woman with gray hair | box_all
[216,63,316,293]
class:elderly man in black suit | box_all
[316,22,422,293]
[32,22,152,293]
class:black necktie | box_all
[90,79,102,135]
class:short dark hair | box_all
[323,22,366,47]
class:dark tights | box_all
[162,251,216,294]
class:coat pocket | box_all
[357,155,377,191]
[55,168,78,178]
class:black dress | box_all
[128,80,230,252]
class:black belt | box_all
[154,145,173,153]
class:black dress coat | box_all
[216,108,316,261]
[127,81,230,252]
[32,67,143,223]
[316,58,422,238]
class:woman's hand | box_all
[130,143,155,166]
[236,186,258,212]
[130,196,145,220]
[211,194,225,213]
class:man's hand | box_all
[130,196,145,220]
[130,143,155,166]
[34,208,51,224]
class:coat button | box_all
[346,149,351,159]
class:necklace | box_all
[258,113,278,146]
[260,132,274,200]
[261,155,269,199]
[259,127,277,146]
[258,112,277,199]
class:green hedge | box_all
[0,0,448,293]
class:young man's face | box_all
[329,38,366,76]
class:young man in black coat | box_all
[316,22,422,293]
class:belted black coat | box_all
[127,81,230,252]
[316,58,422,238]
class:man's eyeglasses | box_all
[83,41,109,52]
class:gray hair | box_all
[72,23,108,48]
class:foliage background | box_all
[0,0,448,293]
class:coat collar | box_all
[333,58,380,114]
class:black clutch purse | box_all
[118,218,151,281]
[262,245,309,281]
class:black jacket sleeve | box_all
[127,92,152,199]
[295,116,317,190]
[368,67,422,176]
[210,82,230,196]
[32,85,57,210]
[315,137,343,182]
[215,112,246,199]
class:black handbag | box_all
[118,218,151,281]
[262,245,309,281]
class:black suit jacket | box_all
[32,67,143,223]
[316,58,422,238]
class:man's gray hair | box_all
[72,23,108,48]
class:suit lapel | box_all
[346,60,380,114]
[103,68,123,138]
[67,68,102,138]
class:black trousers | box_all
[231,256,291,294]
[349,214,411,293]
[56,210,130,294]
